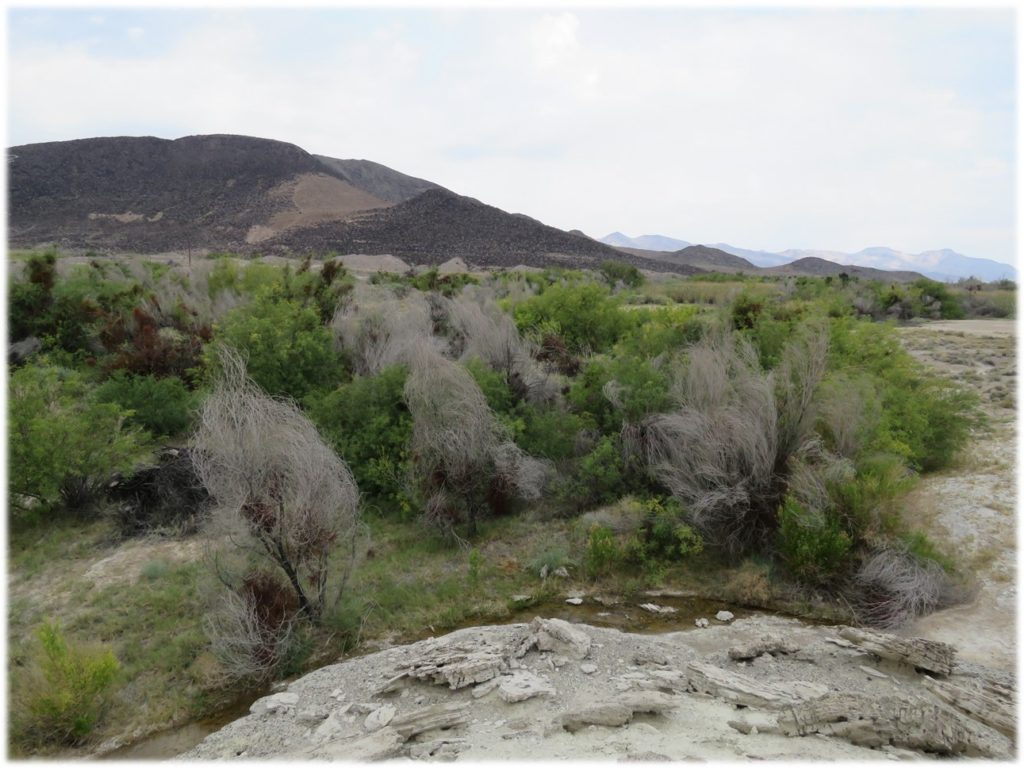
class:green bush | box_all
[828,317,980,471]
[624,497,704,575]
[583,524,622,578]
[9,363,147,516]
[831,453,916,540]
[9,251,57,340]
[513,282,632,353]
[900,530,956,573]
[95,372,197,437]
[516,405,586,461]
[599,260,644,289]
[554,436,626,513]
[305,365,413,510]
[568,355,671,432]
[777,498,852,586]
[615,304,703,358]
[14,622,120,747]
[214,293,342,400]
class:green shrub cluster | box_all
[513,282,632,353]
[9,362,147,516]
[214,292,342,400]
[777,498,852,586]
[306,365,413,511]
[13,622,120,748]
[95,372,197,437]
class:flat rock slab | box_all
[839,627,956,676]
[557,691,678,733]
[498,670,556,703]
[728,634,800,660]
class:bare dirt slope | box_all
[898,319,1016,671]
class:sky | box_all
[5,5,1017,265]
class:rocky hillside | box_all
[8,134,695,274]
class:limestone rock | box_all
[527,617,592,659]
[838,627,956,676]
[728,634,799,660]
[686,661,825,709]
[715,610,735,623]
[364,704,396,732]
[498,671,556,703]
[249,691,299,716]
[777,692,1012,759]
[556,691,677,732]
[639,603,677,615]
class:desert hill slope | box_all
[8,134,697,274]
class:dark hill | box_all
[8,134,699,274]
[312,156,441,204]
[9,134,330,252]
[765,257,924,282]
[665,245,755,272]
[260,188,703,273]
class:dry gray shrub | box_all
[633,329,830,556]
[404,346,549,536]
[192,347,361,622]
[142,262,242,326]
[330,285,439,375]
[446,288,560,406]
[202,588,297,683]
[851,547,960,628]
[816,375,882,460]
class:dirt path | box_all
[897,320,1017,671]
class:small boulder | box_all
[715,610,735,623]
[580,663,598,675]
[565,597,583,606]
[695,618,710,628]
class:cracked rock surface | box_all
[182,614,1015,761]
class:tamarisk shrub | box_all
[404,346,548,538]
[192,347,361,625]
[630,328,831,557]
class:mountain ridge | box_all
[599,233,1016,282]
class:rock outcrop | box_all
[182,616,1016,761]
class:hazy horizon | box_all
[7,7,1016,265]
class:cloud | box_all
[530,12,579,70]
[5,9,1015,262]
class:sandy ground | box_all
[898,320,1017,671]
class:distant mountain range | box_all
[601,234,1017,282]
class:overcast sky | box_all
[6,6,1017,264]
